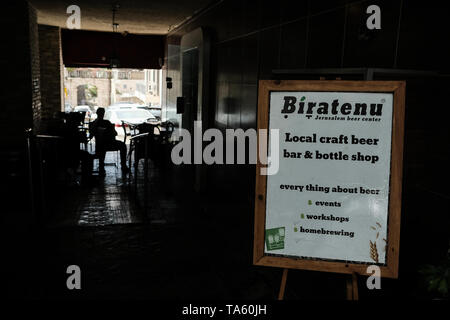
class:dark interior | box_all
[1,0,449,303]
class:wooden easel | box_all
[277,268,289,300]
[346,272,359,300]
[277,269,359,300]
[254,79,404,301]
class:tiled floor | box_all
[28,152,288,299]
[49,152,143,227]
[15,151,418,300]
[77,164,140,226]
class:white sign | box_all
[264,91,393,264]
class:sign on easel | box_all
[253,80,405,279]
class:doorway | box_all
[180,28,211,193]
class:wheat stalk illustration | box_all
[369,221,383,263]
[370,240,379,263]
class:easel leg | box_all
[346,272,359,300]
[352,272,359,300]
[278,268,289,300]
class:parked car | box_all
[73,105,96,122]
[73,105,91,114]
[64,103,72,113]
[135,105,162,121]
[109,103,142,111]
[104,107,157,136]
[111,101,135,106]
[147,106,162,121]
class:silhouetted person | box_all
[89,108,129,174]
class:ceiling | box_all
[29,0,213,35]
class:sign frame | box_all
[253,80,405,279]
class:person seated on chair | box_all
[89,107,129,174]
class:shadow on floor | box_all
[6,153,427,300]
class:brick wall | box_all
[39,25,63,124]
[29,4,42,133]
[0,1,41,146]
[0,1,42,247]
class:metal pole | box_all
[37,138,46,219]
[26,129,35,221]
[144,134,149,215]
[134,139,138,193]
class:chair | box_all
[78,127,89,151]
[159,121,175,143]
[92,127,120,170]
[128,122,175,170]
[63,112,89,150]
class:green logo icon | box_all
[308,200,312,205]
[301,213,305,219]
[266,227,285,251]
